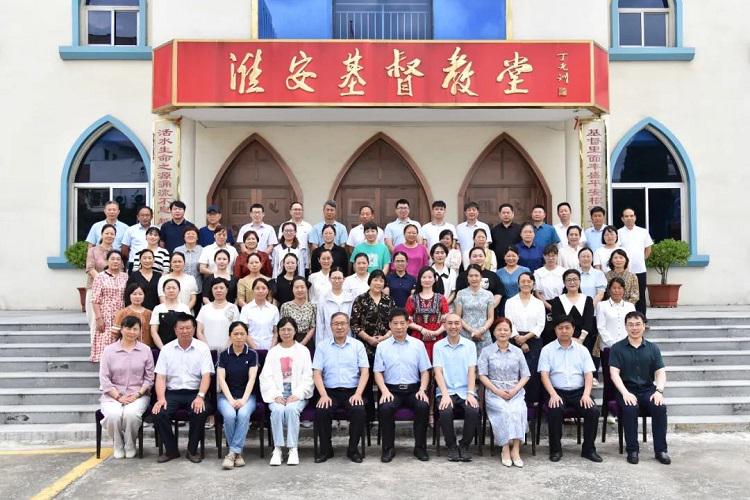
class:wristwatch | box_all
[655,388,664,394]
[197,392,206,399]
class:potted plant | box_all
[65,241,89,312]
[646,239,690,307]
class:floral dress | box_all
[280,301,317,345]
[90,271,128,362]
[455,287,494,356]
[405,292,448,360]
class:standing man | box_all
[346,204,384,251]
[617,208,653,316]
[554,202,587,247]
[121,205,154,264]
[310,200,348,250]
[160,201,195,253]
[151,313,214,463]
[584,206,607,253]
[538,315,602,463]
[530,205,560,249]
[237,203,278,254]
[609,311,670,465]
[456,201,492,254]
[489,203,522,265]
[198,205,235,247]
[279,202,313,272]
[433,313,480,462]
[85,200,129,250]
[374,308,431,462]
[420,200,456,251]
[384,199,421,252]
[312,312,370,463]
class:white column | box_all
[564,117,582,222]
[180,117,197,222]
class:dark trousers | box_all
[379,388,429,451]
[619,388,668,454]
[519,336,542,405]
[547,387,600,455]
[438,394,480,449]
[315,387,367,455]
[154,389,212,456]
[635,272,647,316]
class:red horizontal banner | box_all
[153,40,608,112]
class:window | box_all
[610,0,694,61]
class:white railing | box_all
[334,3,431,39]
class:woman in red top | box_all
[234,230,272,279]
[405,266,448,361]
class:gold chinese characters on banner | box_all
[579,119,607,221]
[152,119,181,225]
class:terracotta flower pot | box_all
[648,284,681,308]
[77,287,87,312]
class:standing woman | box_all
[112,283,153,347]
[462,228,497,271]
[126,249,162,310]
[90,250,129,362]
[132,227,169,273]
[280,277,317,350]
[149,279,192,349]
[393,224,429,278]
[158,252,198,312]
[174,226,204,308]
[99,316,154,458]
[557,225,584,269]
[202,249,238,305]
[343,253,371,298]
[430,243,457,302]
[272,222,304,277]
[237,253,270,308]
[578,248,607,305]
[594,225,621,272]
[454,264,495,356]
[439,230,463,273]
[515,223,544,273]
[85,224,115,330]
[533,244,566,309]
[197,278,241,351]
[384,251,416,308]
[496,246,531,301]
[310,225,348,275]
[308,249,333,305]
[406,267,449,361]
[478,318,530,468]
[260,317,314,466]
[217,321,259,469]
[605,249,640,306]
[234,231,272,279]
[239,278,280,351]
[548,269,596,353]
[270,253,300,308]
[316,269,354,346]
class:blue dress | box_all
[496,266,531,299]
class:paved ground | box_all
[4,433,750,499]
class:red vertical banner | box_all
[152,119,181,225]
[579,119,608,220]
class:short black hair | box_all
[432,200,446,209]
[169,200,186,210]
[395,198,410,208]
[389,308,409,322]
[137,205,154,215]
[464,201,479,211]
[543,244,559,256]
[625,311,647,324]
[210,277,231,290]
[498,203,514,212]
[531,204,546,212]
[353,252,370,263]
[120,315,142,330]
[173,312,197,329]
[553,314,574,328]
[368,269,386,284]
[363,221,378,232]
[589,206,605,217]
[250,203,264,212]
[557,202,571,213]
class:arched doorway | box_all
[207,135,302,236]
[459,134,550,224]
[331,133,431,230]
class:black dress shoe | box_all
[346,450,363,463]
[549,451,562,462]
[185,450,202,463]
[381,448,395,463]
[581,450,603,463]
[627,452,639,464]
[314,449,334,463]
[157,452,180,463]
[459,444,473,462]
[447,447,461,462]
[655,452,672,465]
[413,448,430,461]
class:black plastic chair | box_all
[95,409,145,459]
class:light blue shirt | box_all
[312,336,369,389]
[584,226,605,253]
[310,221,348,247]
[432,336,477,399]
[373,335,431,385]
[538,340,595,391]
[85,220,130,250]
[580,268,607,298]
[532,223,560,249]
[384,218,421,247]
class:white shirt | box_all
[420,222,457,251]
[594,245,622,273]
[271,245,305,277]
[431,263,457,299]
[533,266,566,300]
[617,225,653,274]
[343,274,370,298]
[346,224,385,247]
[554,222,587,248]
[558,244,584,270]
[456,220,492,254]
[237,222,279,252]
[85,219,130,250]
[461,247,498,271]
[596,299,635,348]
[154,338,215,391]
[308,271,332,305]
[157,274,198,307]
[197,302,240,350]
[278,219,313,269]
[505,294,546,338]
[239,300,280,350]
[198,243,239,275]
[315,291,355,346]
[121,223,153,258]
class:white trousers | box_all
[100,398,149,452]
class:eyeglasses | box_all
[565,277,580,283]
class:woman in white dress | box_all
[593,225,621,273]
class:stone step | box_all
[665,365,750,381]
[658,380,750,398]
[0,357,97,372]
[649,316,750,327]
[0,343,90,357]
[0,372,99,389]
[647,325,750,339]
[0,331,90,344]
[0,404,100,425]
[661,351,750,366]
[651,337,750,351]
[0,388,101,406]
[666,415,750,432]
[662,397,750,417]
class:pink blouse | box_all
[99,340,155,403]
[85,245,110,289]
[393,243,430,278]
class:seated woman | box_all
[548,269,596,353]
[239,278,280,350]
[478,317,530,468]
[234,230,272,279]
[236,253,271,308]
[112,283,153,347]
[217,321,259,470]
[126,249,162,310]
[99,315,155,458]
[384,251,416,308]
[201,249,238,305]
[157,252,198,312]
[279,277,316,350]
[260,317,314,466]
[149,279,192,349]
[605,249,640,306]
[197,277,241,351]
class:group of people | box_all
[92,197,668,467]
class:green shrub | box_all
[64,241,89,270]
[646,239,690,285]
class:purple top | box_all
[99,340,155,403]
[393,243,430,278]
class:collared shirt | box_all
[617,225,654,274]
[504,294,545,338]
[596,299,635,348]
[432,336,477,399]
[373,335,431,385]
[432,264,457,298]
[385,272,416,308]
[217,345,258,399]
[584,226,605,253]
[533,265,565,300]
[558,244,584,270]
[580,267,607,298]
[309,220,348,247]
[99,340,155,403]
[609,337,665,393]
[347,224,385,247]
[173,244,203,285]
[532,223,560,249]
[161,219,196,253]
[198,243,239,274]
[121,223,152,257]
[384,218,422,247]
[154,338,215,391]
[456,220,492,254]
[554,222,587,248]
[343,274,370,299]
[516,242,544,273]
[237,222,279,252]
[198,225,236,247]
[239,300,280,350]
[538,340,595,391]
[313,336,369,389]
[490,222,522,262]
[420,221,457,251]
[85,219,130,250]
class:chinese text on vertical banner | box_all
[152,120,181,225]
[579,119,607,220]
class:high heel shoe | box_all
[512,457,524,468]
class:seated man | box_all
[313,312,370,464]
[539,315,602,463]
[152,313,214,463]
[609,311,671,465]
[433,313,480,462]
[374,308,432,463]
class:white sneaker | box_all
[113,445,125,459]
[269,447,283,466]
[300,420,313,429]
[223,452,236,470]
[124,446,137,459]
[287,447,299,465]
